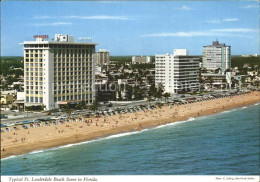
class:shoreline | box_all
[1,91,260,159]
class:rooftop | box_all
[23,34,97,45]
[204,40,230,47]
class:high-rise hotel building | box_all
[23,34,96,110]
[95,49,110,66]
[155,49,200,94]
[202,40,231,74]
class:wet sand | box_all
[1,91,260,159]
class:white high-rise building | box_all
[95,49,110,66]
[23,34,96,110]
[203,40,231,74]
[155,49,200,94]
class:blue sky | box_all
[1,1,259,56]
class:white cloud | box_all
[223,18,238,22]
[34,16,53,19]
[63,15,133,20]
[205,18,238,24]
[205,20,222,24]
[210,28,257,33]
[33,22,72,26]
[34,15,134,20]
[141,28,258,38]
[142,31,215,37]
[175,5,195,11]
[99,1,118,4]
[241,4,259,9]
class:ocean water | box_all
[1,104,260,175]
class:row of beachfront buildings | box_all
[21,34,232,110]
[155,40,231,94]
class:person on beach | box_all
[139,123,142,128]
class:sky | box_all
[1,0,259,56]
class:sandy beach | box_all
[1,91,259,159]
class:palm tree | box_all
[155,83,164,100]
[208,76,214,88]
[89,100,100,112]
[64,104,72,117]
[241,76,246,87]
[133,85,144,100]
[125,84,133,100]
[214,68,221,74]
[222,78,227,90]
[75,100,86,110]
[146,96,153,106]
[148,84,156,97]
[201,67,208,73]
[162,92,171,102]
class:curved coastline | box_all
[1,91,260,159]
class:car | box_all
[46,122,51,126]
[1,124,7,128]
[22,125,28,129]
[0,115,7,119]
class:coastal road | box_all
[2,91,233,125]
[1,113,50,125]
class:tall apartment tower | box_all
[155,49,200,94]
[202,40,231,74]
[23,34,96,110]
[95,49,110,66]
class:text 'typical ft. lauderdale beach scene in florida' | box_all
[0,0,259,179]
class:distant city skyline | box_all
[1,1,259,56]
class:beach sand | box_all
[1,91,259,159]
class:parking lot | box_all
[1,89,251,128]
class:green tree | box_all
[133,85,144,100]
[75,100,86,110]
[148,84,157,97]
[146,96,153,106]
[162,92,171,102]
[208,76,214,88]
[63,104,72,117]
[214,68,221,74]
[155,83,164,99]
[241,76,246,86]
[201,67,208,73]
[89,100,100,112]
[125,84,133,100]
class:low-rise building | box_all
[132,56,151,64]
[201,72,232,90]
[1,94,14,105]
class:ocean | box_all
[1,103,259,175]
